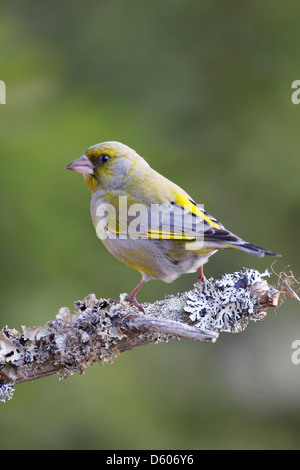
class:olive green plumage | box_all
[66,141,280,310]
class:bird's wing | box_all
[143,192,223,240]
[101,190,280,257]
[102,190,222,240]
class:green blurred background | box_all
[1,0,300,449]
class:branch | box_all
[0,267,292,403]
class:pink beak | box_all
[66,155,95,175]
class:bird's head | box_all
[66,141,146,192]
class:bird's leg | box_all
[197,265,206,284]
[126,280,145,313]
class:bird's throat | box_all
[85,174,98,193]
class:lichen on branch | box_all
[0,268,286,403]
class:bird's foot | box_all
[197,266,206,285]
[197,273,206,285]
[126,294,145,314]
[126,279,145,313]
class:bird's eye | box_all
[100,154,110,163]
[93,154,110,166]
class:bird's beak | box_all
[66,155,95,175]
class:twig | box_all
[0,268,287,402]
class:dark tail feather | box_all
[225,241,281,258]
[203,222,280,258]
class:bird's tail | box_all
[201,211,280,258]
[224,241,281,258]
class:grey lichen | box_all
[0,294,124,401]
[50,294,124,378]
[185,268,272,333]
[0,382,15,403]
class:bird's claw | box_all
[126,295,145,314]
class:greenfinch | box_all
[67,141,280,311]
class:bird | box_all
[66,141,280,312]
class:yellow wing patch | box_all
[173,193,221,230]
